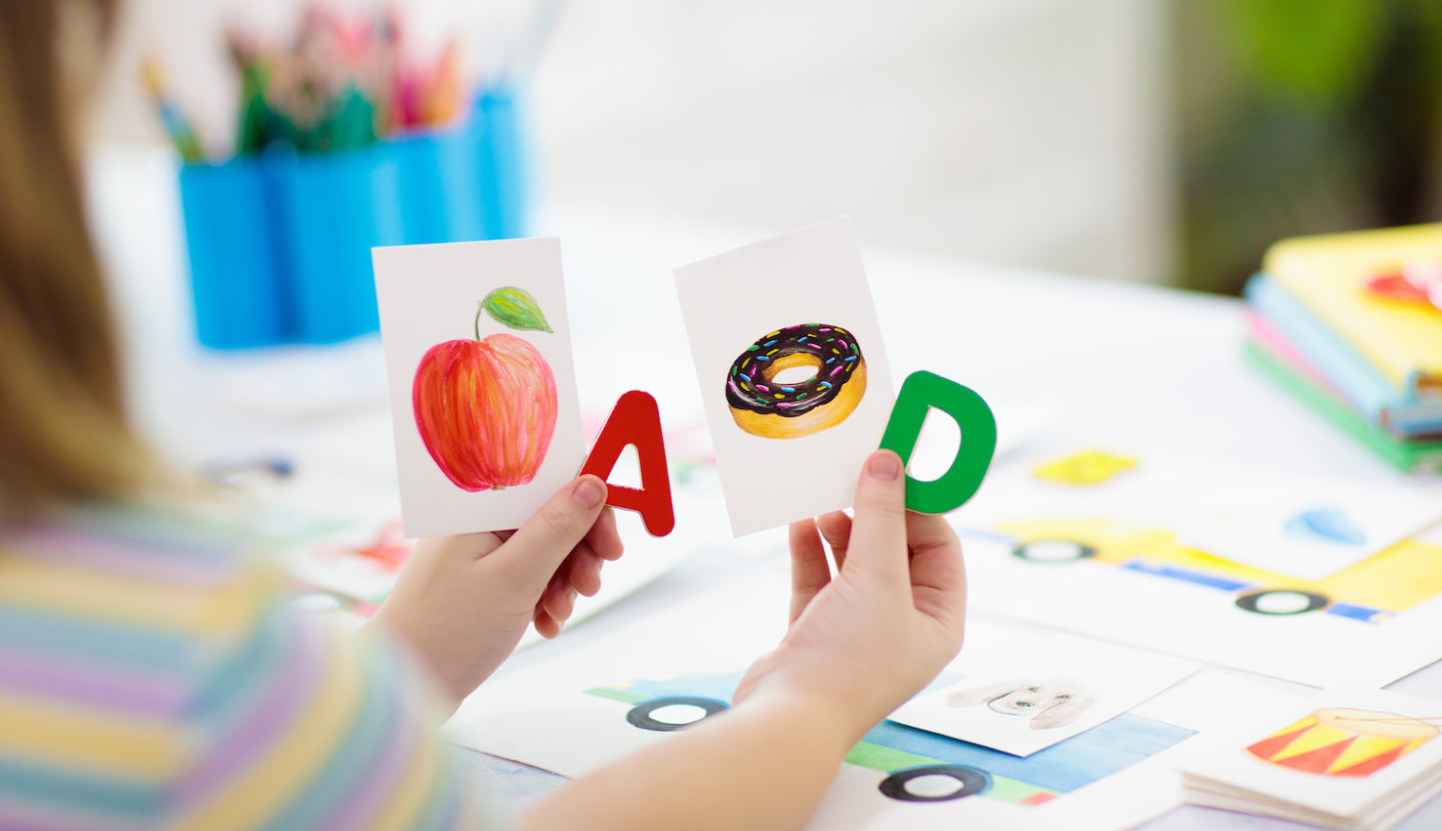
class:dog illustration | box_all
[944,679,1096,730]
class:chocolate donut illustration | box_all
[725,323,867,439]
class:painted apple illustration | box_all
[412,287,558,492]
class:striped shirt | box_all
[0,505,492,830]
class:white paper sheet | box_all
[673,217,896,536]
[444,573,1294,831]
[965,448,1442,582]
[373,239,586,537]
[953,447,1442,688]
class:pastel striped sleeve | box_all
[164,570,493,830]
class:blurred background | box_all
[91,0,1442,294]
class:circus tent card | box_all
[673,217,896,536]
[888,638,1199,758]
[1177,688,1442,831]
[373,238,585,537]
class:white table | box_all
[88,147,1442,830]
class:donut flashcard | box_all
[373,238,585,537]
[674,216,896,536]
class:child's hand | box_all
[372,475,623,706]
[732,450,966,742]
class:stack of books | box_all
[1244,225,1442,473]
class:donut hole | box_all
[762,351,824,386]
[771,365,820,385]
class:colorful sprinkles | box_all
[724,323,864,418]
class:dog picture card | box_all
[889,638,1200,758]
[673,217,896,537]
[373,238,586,538]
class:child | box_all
[0,2,966,829]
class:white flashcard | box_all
[1178,688,1442,829]
[1167,465,1442,582]
[962,448,1442,582]
[673,217,895,537]
[889,638,1200,758]
[373,239,585,537]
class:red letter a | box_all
[579,391,675,536]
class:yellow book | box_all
[1265,224,1442,398]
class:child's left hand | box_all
[371,475,623,706]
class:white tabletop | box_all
[87,146,1442,830]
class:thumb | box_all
[844,450,909,588]
[489,475,608,590]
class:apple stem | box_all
[474,302,484,341]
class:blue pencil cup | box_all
[177,86,528,349]
[270,146,407,343]
[178,158,291,348]
[392,127,485,245]
[473,89,528,240]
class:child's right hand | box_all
[525,451,965,831]
[732,449,967,743]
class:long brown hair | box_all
[0,0,161,511]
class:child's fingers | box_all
[537,565,568,616]
[817,511,852,572]
[845,451,910,589]
[906,512,966,626]
[491,476,608,589]
[788,519,831,624]
[541,580,578,624]
[585,507,624,561]
[534,606,561,639]
[567,545,604,597]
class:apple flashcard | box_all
[373,238,585,538]
[673,216,896,537]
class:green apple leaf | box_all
[481,287,553,333]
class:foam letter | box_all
[879,371,997,514]
[580,390,675,536]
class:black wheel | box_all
[625,696,729,732]
[1011,539,1096,563]
[878,765,991,802]
[1234,589,1330,616]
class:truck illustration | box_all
[995,517,1442,623]
[586,672,1194,805]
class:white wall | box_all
[95,0,1175,284]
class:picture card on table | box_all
[1177,688,1442,831]
[1166,465,1442,582]
[963,447,1442,583]
[373,238,585,538]
[673,217,896,537]
[889,638,1200,758]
